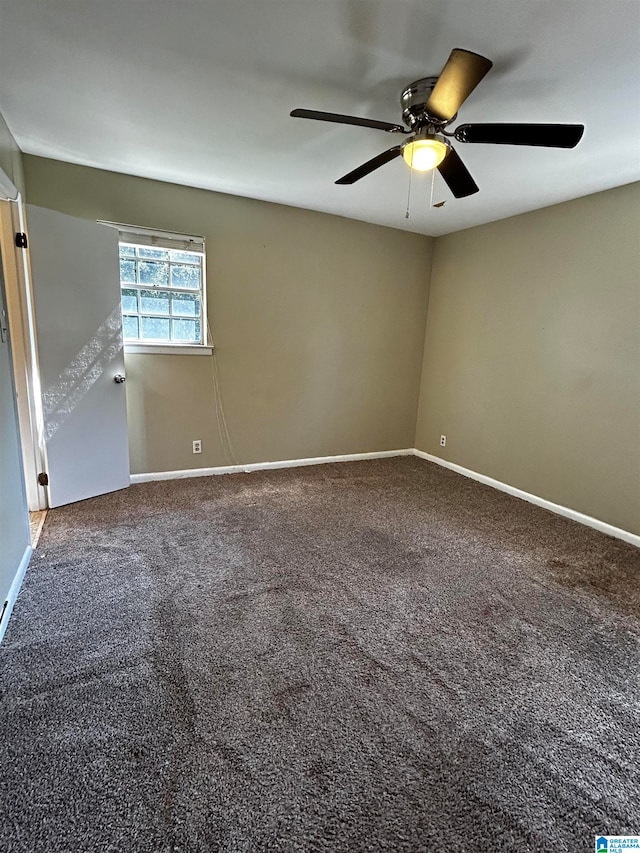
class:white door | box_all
[0,248,30,606]
[27,205,130,507]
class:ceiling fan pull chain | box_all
[405,147,414,218]
[429,168,435,209]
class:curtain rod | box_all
[96,220,204,243]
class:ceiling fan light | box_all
[402,136,449,172]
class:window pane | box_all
[138,247,169,260]
[172,318,201,342]
[170,249,201,264]
[140,289,170,314]
[141,316,170,340]
[171,264,200,289]
[122,315,139,339]
[171,293,200,317]
[139,260,169,285]
[121,288,138,313]
[119,236,205,348]
[120,259,136,283]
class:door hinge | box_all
[37,472,49,486]
[15,232,28,249]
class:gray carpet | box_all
[1,457,639,852]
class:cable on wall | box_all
[206,317,239,466]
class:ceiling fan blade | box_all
[290,108,406,134]
[455,123,585,148]
[437,147,479,198]
[335,146,403,184]
[425,49,493,123]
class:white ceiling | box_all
[0,0,638,236]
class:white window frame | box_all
[99,221,211,355]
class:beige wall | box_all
[0,111,24,196]
[20,155,640,535]
[24,156,432,474]
[415,182,640,534]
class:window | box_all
[118,227,206,348]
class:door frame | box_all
[0,173,48,511]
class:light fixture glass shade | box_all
[402,137,448,172]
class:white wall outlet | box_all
[192,439,202,454]
[440,435,447,447]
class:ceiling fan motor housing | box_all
[401,77,451,128]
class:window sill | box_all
[124,343,213,356]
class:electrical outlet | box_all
[192,439,202,454]
[440,435,447,447]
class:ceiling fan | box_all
[290,49,585,198]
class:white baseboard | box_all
[130,448,414,484]
[0,544,32,644]
[414,449,640,548]
[129,446,638,548]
